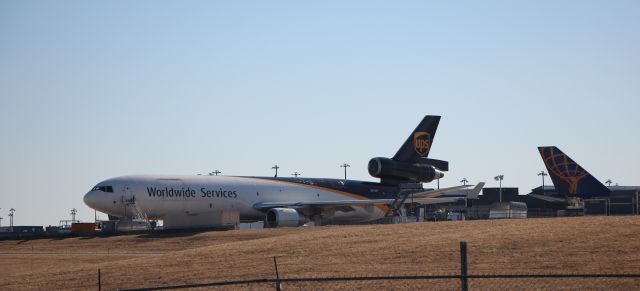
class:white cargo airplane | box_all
[83,116,483,229]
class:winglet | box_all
[466,182,484,199]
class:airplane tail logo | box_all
[393,115,440,162]
[538,146,611,198]
[414,132,431,157]
[539,147,588,194]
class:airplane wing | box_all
[408,185,471,198]
[400,197,463,204]
[410,183,485,199]
[254,197,463,209]
[253,186,469,210]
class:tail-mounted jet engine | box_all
[265,208,308,227]
[368,157,445,183]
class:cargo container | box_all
[71,222,96,235]
[489,202,527,219]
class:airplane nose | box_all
[83,191,99,209]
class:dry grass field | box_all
[1,216,640,290]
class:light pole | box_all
[209,170,221,176]
[292,172,301,177]
[340,163,350,180]
[9,208,15,231]
[71,208,77,222]
[494,175,504,203]
[272,165,280,177]
[461,178,469,209]
[0,216,3,227]
[537,171,548,194]
[605,179,613,187]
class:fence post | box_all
[98,268,101,291]
[460,241,468,291]
[273,257,281,291]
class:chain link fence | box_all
[115,241,640,291]
[117,275,640,290]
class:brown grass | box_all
[1,216,639,290]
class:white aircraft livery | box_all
[83,116,482,229]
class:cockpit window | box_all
[91,185,114,192]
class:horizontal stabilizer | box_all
[417,158,449,171]
[528,193,568,204]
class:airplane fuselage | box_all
[84,175,403,226]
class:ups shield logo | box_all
[414,132,431,157]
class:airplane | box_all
[83,116,479,229]
[531,146,612,204]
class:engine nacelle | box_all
[368,157,444,183]
[265,208,306,228]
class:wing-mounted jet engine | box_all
[265,208,309,227]
[368,115,448,184]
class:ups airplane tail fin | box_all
[393,115,440,162]
[538,146,611,198]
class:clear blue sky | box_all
[1,1,638,225]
